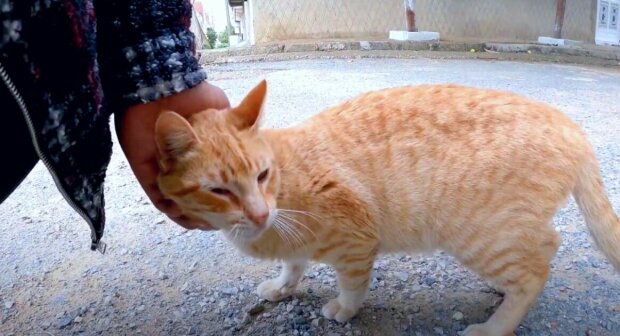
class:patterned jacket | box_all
[0,0,206,251]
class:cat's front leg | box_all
[322,256,376,323]
[257,260,307,302]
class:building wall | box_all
[251,0,597,43]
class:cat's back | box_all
[301,84,586,155]
[311,84,573,131]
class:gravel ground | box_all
[1,58,619,336]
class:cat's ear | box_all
[155,111,199,170]
[227,80,267,131]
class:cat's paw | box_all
[461,324,490,336]
[256,279,295,302]
[321,298,358,323]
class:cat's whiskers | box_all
[270,220,292,248]
[230,225,241,241]
[277,208,323,224]
[276,219,304,247]
[274,217,305,248]
[272,218,300,248]
[276,212,318,241]
[275,215,306,244]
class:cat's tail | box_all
[573,153,620,272]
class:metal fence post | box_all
[405,0,418,32]
[553,0,566,38]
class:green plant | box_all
[206,28,217,49]
[218,31,229,45]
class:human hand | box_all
[115,82,230,230]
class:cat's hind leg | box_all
[257,260,307,302]
[459,226,560,336]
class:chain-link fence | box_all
[250,0,599,44]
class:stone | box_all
[396,272,409,282]
[360,41,371,51]
[311,318,325,328]
[221,286,238,295]
[57,316,73,329]
[276,315,287,324]
[389,30,440,42]
[537,36,582,47]
[424,277,437,286]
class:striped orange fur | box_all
[156,80,620,336]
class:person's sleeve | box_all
[93,0,207,110]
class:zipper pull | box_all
[91,240,107,254]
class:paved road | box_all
[1,59,619,336]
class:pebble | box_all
[452,311,464,321]
[3,301,14,309]
[173,310,184,321]
[56,316,73,329]
[311,318,325,328]
[424,277,437,286]
[396,272,409,282]
[73,316,83,323]
[158,272,168,280]
[221,286,238,295]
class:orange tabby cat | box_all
[155,80,620,336]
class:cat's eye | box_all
[210,188,231,196]
[257,169,270,183]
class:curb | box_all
[199,41,620,66]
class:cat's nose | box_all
[248,211,269,228]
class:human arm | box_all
[93,0,230,229]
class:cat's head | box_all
[155,80,279,241]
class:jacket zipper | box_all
[0,61,106,254]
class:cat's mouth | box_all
[226,223,267,242]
